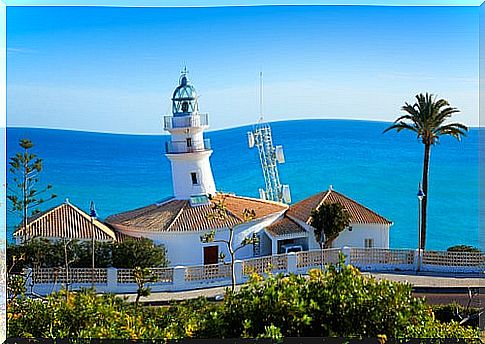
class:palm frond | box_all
[383,122,418,134]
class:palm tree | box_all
[384,93,468,250]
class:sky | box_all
[6,4,479,133]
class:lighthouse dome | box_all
[172,74,199,116]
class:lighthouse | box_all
[164,70,217,200]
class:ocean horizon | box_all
[5,119,480,250]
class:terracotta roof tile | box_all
[14,202,117,241]
[287,189,392,225]
[105,193,287,233]
[265,216,307,237]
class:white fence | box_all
[24,247,485,295]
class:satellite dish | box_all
[275,145,285,164]
[247,132,255,148]
[282,185,291,204]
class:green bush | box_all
[7,237,168,271]
[7,257,481,340]
[431,303,480,328]
[447,245,481,253]
[219,256,480,339]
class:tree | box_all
[133,267,157,307]
[200,195,259,291]
[112,238,168,269]
[384,93,467,249]
[7,139,57,235]
[310,202,350,249]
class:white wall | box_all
[333,224,390,249]
[166,150,217,199]
[116,210,285,266]
[286,215,390,249]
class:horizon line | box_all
[6,117,481,136]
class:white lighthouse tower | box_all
[164,70,216,200]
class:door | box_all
[204,245,218,265]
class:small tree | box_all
[7,139,57,235]
[132,266,157,307]
[310,202,351,268]
[200,196,259,291]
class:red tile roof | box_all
[287,189,392,225]
[265,216,307,237]
[105,193,287,233]
[13,202,118,241]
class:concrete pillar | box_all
[272,239,278,255]
[414,249,422,272]
[234,260,244,284]
[342,246,351,266]
[107,268,118,292]
[172,266,186,291]
[287,252,298,274]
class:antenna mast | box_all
[247,72,291,204]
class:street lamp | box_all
[90,201,97,287]
[417,183,425,272]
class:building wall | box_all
[115,210,285,266]
[166,151,217,199]
[332,224,390,249]
[287,216,390,250]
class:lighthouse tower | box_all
[164,70,217,200]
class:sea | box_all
[5,119,481,250]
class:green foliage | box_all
[219,255,479,339]
[447,245,480,253]
[7,138,57,230]
[310,202,351,248]
[112,238,169,268]
[431,303,481,328]
[383,93,467,146]
[133,267,157,306]
[7,237,168,270]
[7,258,480,340]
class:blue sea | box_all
[5,120,480,250]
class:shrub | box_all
[111,238,169,268]
[7,257,481,340]
[447,245,481,253]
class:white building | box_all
[14,71,393,267]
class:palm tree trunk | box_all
[421,143,431,250]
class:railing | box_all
[185,263,231,282]
[350,248,415,266]
[422,250,485,267]
[165,139,211,154]
[32,268,108,284]
[243,254,288,275]
[164,113,209,130]
[297,248,341,269]
[117,268,174,284]
[26,248,485,296]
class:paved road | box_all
[120,272,483,304]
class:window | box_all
[186,138,192,147]
[364,238,374,248]
[190,172,198,185]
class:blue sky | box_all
[7,5,479,133]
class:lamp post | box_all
[417,183,425,272]
[90,201,97,287]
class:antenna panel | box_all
[247,132,255,148]
[275,145,285,164]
